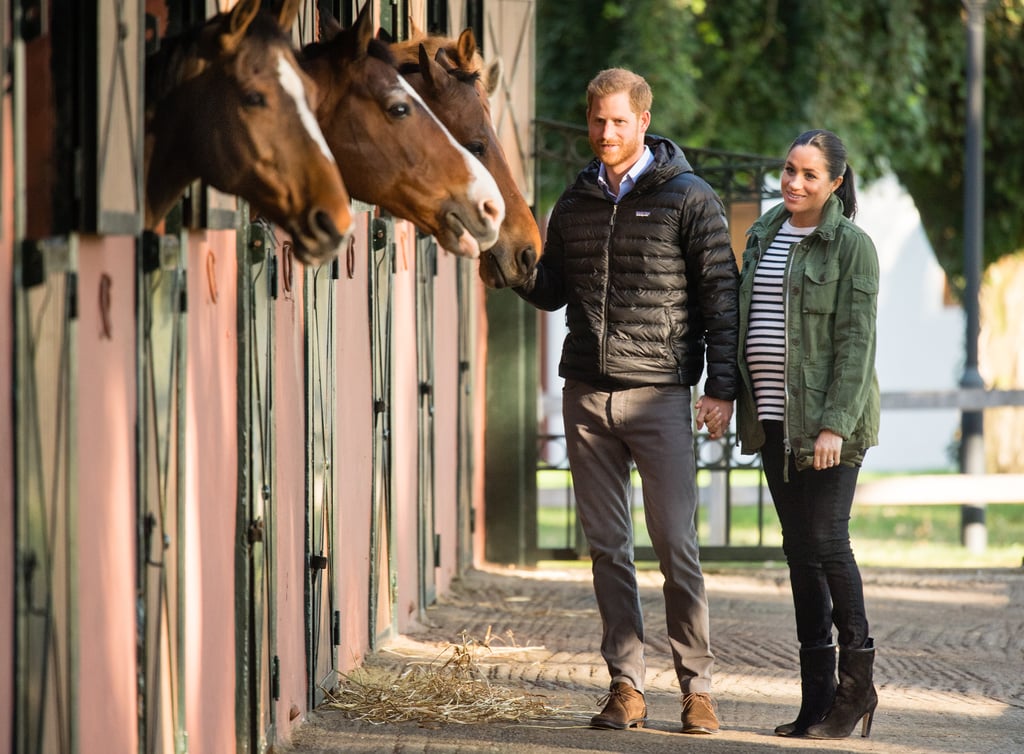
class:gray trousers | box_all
[563,379,713,694]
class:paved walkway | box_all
[284,564,1024,754]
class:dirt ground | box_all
[282,563,1024,754]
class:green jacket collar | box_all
[747,193,846,243]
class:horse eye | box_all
[466,141,487,158]
[243,91,267,108]
[387,102,410,119]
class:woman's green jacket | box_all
[735,193,881,472]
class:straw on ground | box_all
[323,629,561,725]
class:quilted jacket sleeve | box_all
[686,180,740,401]
[514,200,568,312]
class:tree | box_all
[536,0,1024,292]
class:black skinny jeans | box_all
[760,421,870,650]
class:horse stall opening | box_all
[2,1,498,753]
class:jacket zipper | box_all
[601,204,618,375]
[782,239,796,481]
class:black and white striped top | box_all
[745,220,816,421]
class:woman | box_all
[736,129,881,739]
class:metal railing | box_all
[533,388,1024,562]
[534,430,784,563]
[534,118,784,212]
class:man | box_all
[514,68,738,734]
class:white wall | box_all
[536,173,963,472]
[855,174,962,471]
[734,173,963,472]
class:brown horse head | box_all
[145,0,352,265]
[387,28,543,288]
[303,4,505,259]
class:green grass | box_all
[536,469,1024,569]
[848,505,1024,568]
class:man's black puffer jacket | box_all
[517,135,739,400]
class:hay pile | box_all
[324,630,559,725]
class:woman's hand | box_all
[813,429,844,470]
[696,396,733,440]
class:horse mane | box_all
[146,11,286,113]
[390,34,488,88]
[367,38,398,66]
[301,30,396,67]
[396,59,481,86]
[298,37,330,60]
[145,24,204,110]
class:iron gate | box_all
[237,215,278,752]
[415,234,438,612]
[14,236,78,754]
[536,431,782,562]
[494,120,789,564]
[455,260,478,572]
[368,216,397,649]
[137,225,188,754]
[304,230,340,709]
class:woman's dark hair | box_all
[789,129,857,219]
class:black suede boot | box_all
[806,639,877,739]
[775,644,837,736]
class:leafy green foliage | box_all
[536,0,1024,290]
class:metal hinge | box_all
[247,518,264,544]
[19,236,74,289]
[268,254,279,299]
[371,218,388,251]
[67,271,78,320]
[141,230,181,273]
[177,281,188,314]
[249,222,272,265]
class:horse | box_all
[301,3,504,260]
[145,0,352,265]
[381,25,543,288]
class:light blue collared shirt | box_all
[598,146,654,203]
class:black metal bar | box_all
[960,0,988,552]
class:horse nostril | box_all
[312,209,342,245]
[520,245,538,270]
[480,198,503,227]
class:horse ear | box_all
[352,0,374,54]
[418,44,443,94]
[318,2,342,41]
[222,0,261,53]
[454,27,477,68]
[274,0,302,32]
[408,16,425,40]
[484,57,503,97]
[434,47,453,67]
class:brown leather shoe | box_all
[681,692,720,734]
[590,682,647,729]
